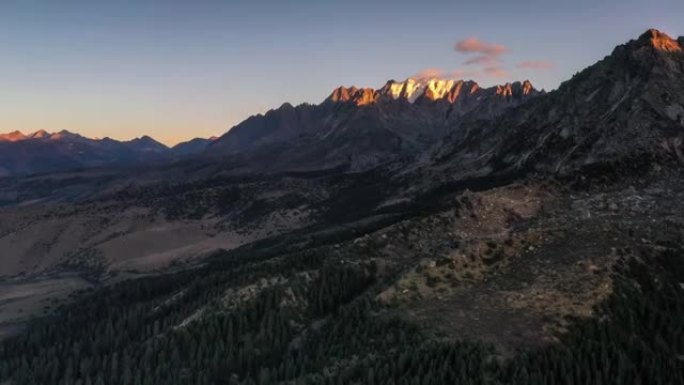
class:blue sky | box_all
[1,0,682,145]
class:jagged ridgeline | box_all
[0,78,539,176]
[203,78,540,172]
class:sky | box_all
[1,0,683,145]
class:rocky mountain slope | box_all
[421,29,684,184]
[206,79,541,171]
[170,136,217,156]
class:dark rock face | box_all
[206,79,541,172]
[426,29,684,179]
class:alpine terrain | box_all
[0,29,683,385]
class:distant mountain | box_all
[206,78,542,171]
[125,135,170,154]
[0,130,29,142]
[172,136,218,156]
[0,129,224,176]
[0,130,172,176]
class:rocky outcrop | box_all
[327,78,540,106]
[644,28,681,52]
[328,86,378,106]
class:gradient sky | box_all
[1,0,682,145]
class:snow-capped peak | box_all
[326,78,539,106]
[375,78,536,104]
[424,79,458,101]
[379,78,443,102]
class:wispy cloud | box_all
[455,37,509,77]
[413,68,446,79]
[450,69,488,78]
[412,68,479,80]
[455,37,508,55]
[464,55,500,66]
[412,67,507,80]
[516,60,555,70]
[411,36,550,82]
[483,66,509,78]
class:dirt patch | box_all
[0,202,314,278]
[375,184,553,304]
[0,275,92,340]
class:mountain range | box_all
[0,78,541,176]
[205,79,541,171]
[0,130,215,176]
[3,30,682,180]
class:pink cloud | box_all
[449,69,484,78]
[410,67,510,80]
[464,55,500,66]
[516,60,555,70]
[409,36,544,83]
[455,37,508,56]
[413,68,446,79]
[483,66,509,78]
[413,68,484,80]
[456,37,509,72]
